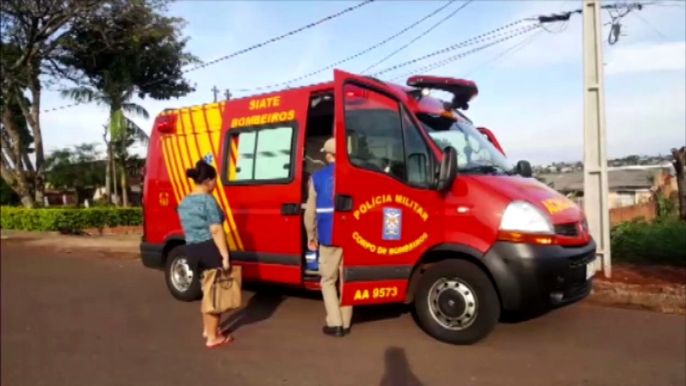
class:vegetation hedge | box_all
[0,207,142,232]
[611,218,686,267]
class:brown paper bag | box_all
[201,266,242,314]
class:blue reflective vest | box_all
[312,163,335,246]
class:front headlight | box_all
[500,201,554,234]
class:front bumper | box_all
[483,240,596,312]
[140,242,165,269]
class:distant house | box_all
[540,163,676,209]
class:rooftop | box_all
[540,166,673,193]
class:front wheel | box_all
[414,259,500,345]
[164,245,202,302]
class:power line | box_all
[234,0,459,93]
[42,0,375,113]
[462,28,545,78]
[387,24,542,82]
[360,0,474,74]
[630,10,670,40]
[371,22,538,78]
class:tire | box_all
[413,259,500,345]
[164,245,202,302]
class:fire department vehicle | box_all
[140,69,597,345]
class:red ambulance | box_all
[140,70,596,345]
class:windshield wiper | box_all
[460,164,514,175]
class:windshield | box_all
[417,113,515,175]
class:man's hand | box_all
[222,256,230,271]
[308,240,318,251]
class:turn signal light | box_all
[497,231,557,245]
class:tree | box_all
[57,0,197,206]
[1,0,111,207]
[1,42,37,207]
[672,146,686,221]
[0,177,20,206]
[45,143,105,204]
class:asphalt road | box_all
[2,243,685,386]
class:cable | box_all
[388,24,542,82]
[630,10,670,40]
[372,22,539,78]
[360,0,474,74]
[234,0,459,93]
[462,28,545,78]
[42,0,375,113]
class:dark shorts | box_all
[185,239,222,272]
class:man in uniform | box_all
[304,137,353,337]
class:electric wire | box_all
[360,0,474,74]
[387,24,542,82]
[233,0,460,93]
[630,10,671,40]
[462,28,546,78]
[371,22,539,78]
[42,0,375,113]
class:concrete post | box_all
[582,0,612,278]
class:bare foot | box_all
[206,335,234,348]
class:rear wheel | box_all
[165,245,202,302]
[414,259,500,345]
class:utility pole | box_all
[224,89,232,101]
[582,0,611,278]
[211,86,220,102]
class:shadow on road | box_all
[220,289,286,333]
[379,346,425,386]
[353,303,409,325]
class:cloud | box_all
[605,41,686,75]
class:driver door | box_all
[331,70,444,306]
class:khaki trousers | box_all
[319,245,353,328]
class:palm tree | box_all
[61,85,149,206]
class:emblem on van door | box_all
[204,153,214,165]
[159,192,169,206]
[382,207,402,241]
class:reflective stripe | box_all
[316,208,334,213]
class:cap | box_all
[320,137,336,155]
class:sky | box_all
[38,0,686,166]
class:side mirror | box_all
[516,160,533,178]
[436,146,458,191]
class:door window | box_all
[343,84,432,187]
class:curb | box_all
[1,231,140,258]
[589,281,686,315]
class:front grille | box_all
[555,223,579,237]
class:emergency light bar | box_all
[406,75,478,111]
[155,114,177,133]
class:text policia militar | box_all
[352,194,429,256]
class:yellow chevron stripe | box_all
[170,133,193,193]
[161,137,182,203]
[175,129,196,192]
[189,107,238,250]
[205,104,244,250]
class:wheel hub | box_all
[427,279,478,331]
[171,257,193,292]
[437,289,467,318]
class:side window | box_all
[344,85,406,181]
[401,108,431,187]
[343,84,432,187]
[228,125,294,183]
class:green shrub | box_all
[611,218,686,267]
[0,207,142,232]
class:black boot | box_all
[322,325,345,337]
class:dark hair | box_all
[186,160,217,184]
